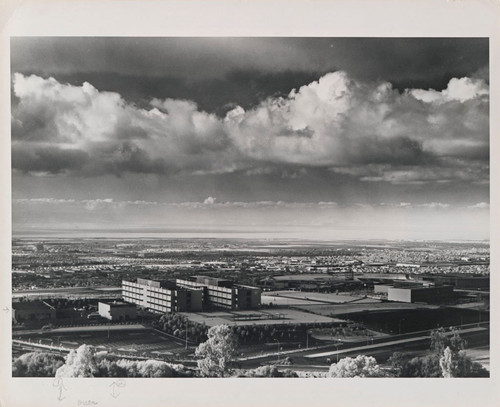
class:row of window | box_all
[122,291,143,300]
[206,285,232,294]
[148,298,171,307]
[176,280,203,289]
[147,293,172,301]
[148,304,169,313]
[123,293,142,301]
[206,290,232,299]
[123,287,143,294]
[149,287,173,295]
[122,281,142,289]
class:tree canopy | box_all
[13,352,64,377]
[389,328,488,378]
[328,355,385,378]
[195,324,239,377]
[56,344,98,378]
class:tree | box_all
[389,328,488,378]
[241,365,298,378]
[328,355,385,378]
[439,346,489,378]
[136,360,175,378]
[195,324,239,377]
[440,346,458,378]
[96,358,128,377]
[56,345,98,378]
[403,354,442,378]
[13,352,64,377]
[430,327,466,355]
[388,352,414,377]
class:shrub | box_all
[13,352,64,377]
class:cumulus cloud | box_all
[12,74,237,176]
[203,196,217,205]
[11,72,489,185]
[225,72,487,166]
[409,77,489,104]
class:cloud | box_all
[203,196,217,205]
[12,144,90,174]
[13,197,489,241]
[468,202,489,210]
[83,199,113,211]
[13,198,76,204]
[13,197,460,212]
[11,72,489,186]
[12,74,237,176]
[419,202,451,209]
[335,158,488,185]
[409,77,489,104]
[225,72,488,170]
[11,38,489,90]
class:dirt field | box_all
[13,328,188,356]
[265,290,381,304]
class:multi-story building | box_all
[122,278,203,314]
[176,275,261,310]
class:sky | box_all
[10,38,490,240]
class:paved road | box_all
[13,286,121,298]
[305,326,487,359]
[237,323,489,368]
[14,324,147,335]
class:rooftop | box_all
[12,301,54,310]
[99,300,135,308]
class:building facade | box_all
[176,276,261,310]
[387,285,454,303]
[12,301,56,323]
[98,301,137,321]
[122,278,203,313]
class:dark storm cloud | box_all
[12,145,89,174]
[351,136,432,166]
[89,142,174,176]
[11,37,488,113]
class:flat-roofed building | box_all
[12,301,56,323]
[420,275,489,290]
[388,285,453,303]
[236,285,262,310]
[122,278,203,314]
[98,301,137,321]
[176,276,261,310]
[374,284,392,294]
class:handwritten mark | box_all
[53,378,67,401]
[2,306,9,314]
[109,379,126,399]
